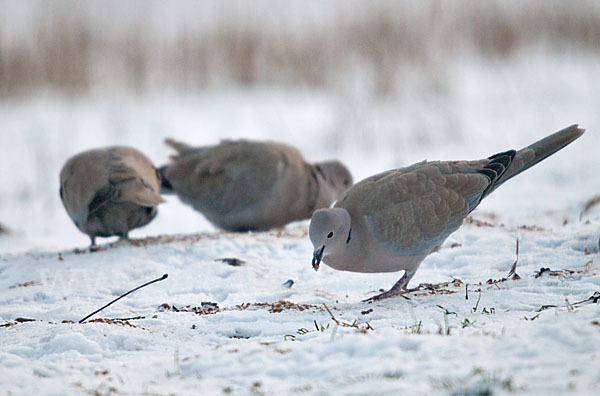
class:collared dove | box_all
[60,146,165,248]
[159,139,352,231]
[309,124,585,301]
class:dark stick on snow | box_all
[109,316,146,321]
[79,274,168,323]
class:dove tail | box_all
[164,138,194,154]
[493,124,585,189]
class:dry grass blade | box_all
[534,260,596,279]
[573,291,600,305]
[536,304,558,312]
[507,239,521,280]
[323,304,340,326]
[582,260,595,274]
[322,304,374,332]
[536,291,600,312]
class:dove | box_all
[159,139,352,231]
[309,124,585,301]
[60,146,165,249]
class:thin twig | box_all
[108,316,146,321]
[79,274,168,323]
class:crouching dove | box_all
[60,146,165,249]
[309,125,585,301]
[160,139,352,231]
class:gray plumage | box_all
[309,125,585,301]
[160,139,353,231]
[60,146,165,247]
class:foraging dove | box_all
[160,139,352,231]
[60,146,165,248]
[309,125,585,301]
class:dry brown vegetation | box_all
[158,300,324,316]
[1,0,600,97]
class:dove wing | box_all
[346,161,491,256]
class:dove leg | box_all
[89,236,101,252]
[115,233,132,247]
[364,268,417,302]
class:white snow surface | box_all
[1,55,600,395]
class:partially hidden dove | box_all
[60,146,165,249]
[159,139,353,231]
[309,124,585,301]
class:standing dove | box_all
[160,139,352,231]
[309,125,585,301]
[60,146,165,249]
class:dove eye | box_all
[327,232,334,238]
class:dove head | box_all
[314,160,353,207]
[309,208,351,270]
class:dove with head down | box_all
[60,146,165,249]
[309,125,585,301]
[160,139,352,232]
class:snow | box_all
[1,53,600,395]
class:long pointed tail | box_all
[491,124,585,192]
[165,138,194,154]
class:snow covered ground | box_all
[1,54,600,395]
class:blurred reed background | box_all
[2,0,599,98]
[2,0,599,250]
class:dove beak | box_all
[312,246,324,271]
